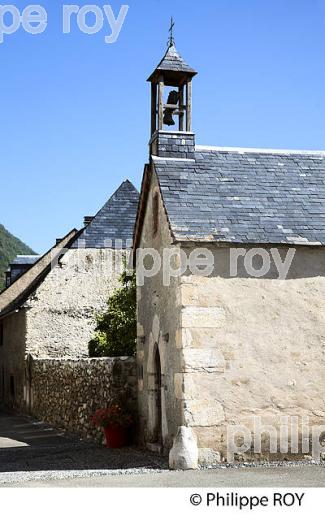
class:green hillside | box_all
[0,224,36,291]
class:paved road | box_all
[2,464,325,487]
[0,411,166,476]
[0,410,74,449]
[1,411,325,487]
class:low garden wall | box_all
[25,356,137,442]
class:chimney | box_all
[84,216,94,227]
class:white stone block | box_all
[184,399,225,426]
[181,307,226,328]
[181,349,226,373]
[169,426,198,470]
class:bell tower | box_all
[148,19,197,159]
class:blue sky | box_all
[1,0,325,253]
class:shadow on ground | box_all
[0,410,167,473]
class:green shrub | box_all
[88,269,136,357]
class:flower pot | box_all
[104,424,129,448]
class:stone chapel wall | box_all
[136,170,183,453]
[178,244,325,462]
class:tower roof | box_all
[71,180,139,249]
[147,43,197,84]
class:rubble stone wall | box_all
[27,356,137,441]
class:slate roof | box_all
[10,255,40,265]
[71,180,139,249]
[153,147,325,245]
[147,44,197,82]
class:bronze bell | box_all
[163,90,179,126]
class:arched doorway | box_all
[153,344,162,444]
[147,339,164,448]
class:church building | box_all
[134,38,325,463]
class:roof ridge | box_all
[15,255,40,258]
[196,145,325,156]
[70,180,139,250]
[83,180,138,227]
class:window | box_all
[153,192,159,236]
[0,322,3,346]
[5,272,11,288]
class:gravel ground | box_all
[1,455,325,486]
[0,467,169,485]
[2,461,325,487]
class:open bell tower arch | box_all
[147,19,197,159]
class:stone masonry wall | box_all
[28,356,137,441]
[178,245,325,463]
[136,169,183,453]
[25,248,126,358]
[0,310,26,410]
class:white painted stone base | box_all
[169,426,199,470]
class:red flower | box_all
[91,405,133,428]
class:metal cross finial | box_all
[168,16,175,48]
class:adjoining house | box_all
[5,255,40,288]
[134,40,325,462]
[0,180,139,410]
